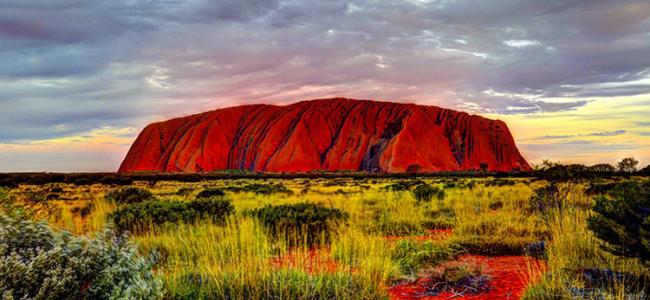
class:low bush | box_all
[195,188,225,199]
[0,215,163,299]
[488,200,504,210]
[49,186,64,193]
[382,180,424,192]
[383,182,409,192]
[412,184,445,203]
[71,177,93,185]
[0,177,16,188]
[584,182,617,196]
[251,202,348,246]
[110,198,234,233]
[485,179,516,187]
[225,183,292,195]
[99,175,133,185]
[176,187,194,197]
[105,187,155,204]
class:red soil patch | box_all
[385,229,453,242]
[270,248,341,273]
[389,255,546,300]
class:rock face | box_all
[119,98,531,173]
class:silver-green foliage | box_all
[0,215,163,300]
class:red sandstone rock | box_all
[118,98,531,173]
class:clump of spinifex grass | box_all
[136,217,391,299]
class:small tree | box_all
[587,180,650,264]
[479,162,489,174]
[616,157,639,173]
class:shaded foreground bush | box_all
[588,180,650,264]
[111,198,234,233]
[251,202,348,245]
[0,215,162,299]
[167,269,386,300]
[105,187,155,204]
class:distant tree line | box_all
[0,157,647,186]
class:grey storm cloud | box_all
[1,0,650,142]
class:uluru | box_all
[119,98,531,173]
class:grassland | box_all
[2,176,648,299]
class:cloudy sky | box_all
[1,0,649,171]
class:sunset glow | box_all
[1,1,649,171]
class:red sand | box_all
[119,98,530,173]
[385,229,453,241]
[389,255,546,300]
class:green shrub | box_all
[195,188,225,199]
[251,202,348,246]
[0,215,162,299]
[225,183,292,195]
[588,180,650,264]
[105,187,155,204]
[176,187,194,197]
[412,184,445,203]
[110,198,234,233]
[383,183,409,192]
[485,179,516,187]
[382,180,424,192]
[585,182,617,196]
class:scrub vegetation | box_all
[1,170,648,299]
